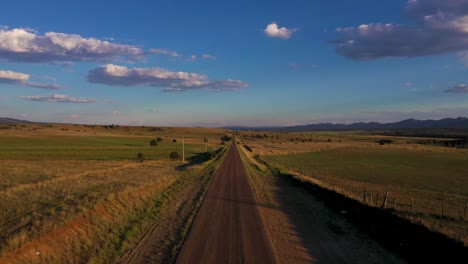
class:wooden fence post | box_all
[411,198,414,213]
[363,189,366,203]
[393,196,398,209]
[375,192,379,207]
[382,192,389,209]
[425,199,431,213]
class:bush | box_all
[378,139,393,145]
[221,135,231,141]
[169,151,181,160]
[172,139,177,143]
[136,152,144,162]
[149,140,158,146]
[156,137,163,142]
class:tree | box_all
[149,140,158,146]
[156,137,163,142]
[172,139,177,143]
[136,152,144,162]
[169,151,181,160]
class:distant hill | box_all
[224,117,468,132]
[0,117,36,125]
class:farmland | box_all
[238,130,468,246]
[0,124,228,263]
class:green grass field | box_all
[266,148,468,196]
[238,130,468,245]
[0,135,206,161]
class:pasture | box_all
[238,130,468,245]
[0,123,228,263]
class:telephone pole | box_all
[182,136,185,162]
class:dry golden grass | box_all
[0,124,229,262]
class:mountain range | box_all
[2,117,468,131]
[224,117,468,132]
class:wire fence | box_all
[265,159,468,222]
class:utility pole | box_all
[182,136,185,162]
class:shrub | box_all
[172,139,177,143]
[136,153,144,162]
[156,137,163,142]
[149,140,158,146]
[221,135,231,141]
[169,151,181,160]
[378,139,393,145]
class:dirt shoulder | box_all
[119,153,224,264]
[239,145,405,264]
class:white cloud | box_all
[334,0,468,61]
[0,70,29,82]
[147,108,161,112]
[18,94,96,103]
[405,82,413,87]
[264,22,297,39]
[0,27,144,62]
[149,48,180,57]
[187,55,197,61]
[88,64,248,92]
[446,84,468,93]
[0,69,63,89]
[202,54,217,60]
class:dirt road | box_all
[176,143,277,263]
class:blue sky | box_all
[0,0,467,126]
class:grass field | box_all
[0,124,229,263]
[238,130,468,245]
[266,148,468,196]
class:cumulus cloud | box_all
[18,94,96,103]
[333,0,468,61]
[446,84,468,93]
[87,64,248,92]
[264,22,297,39]
[148,48,180,57]
[0,69,63,89]
[0,27,144,62]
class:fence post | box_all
[425,199,431,213]
[382,192,389,209]
[393,196,398,209]
[363,189,366,203]
[411,198,414,213]
[375,191,379,207]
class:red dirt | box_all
[176,144,277,263]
